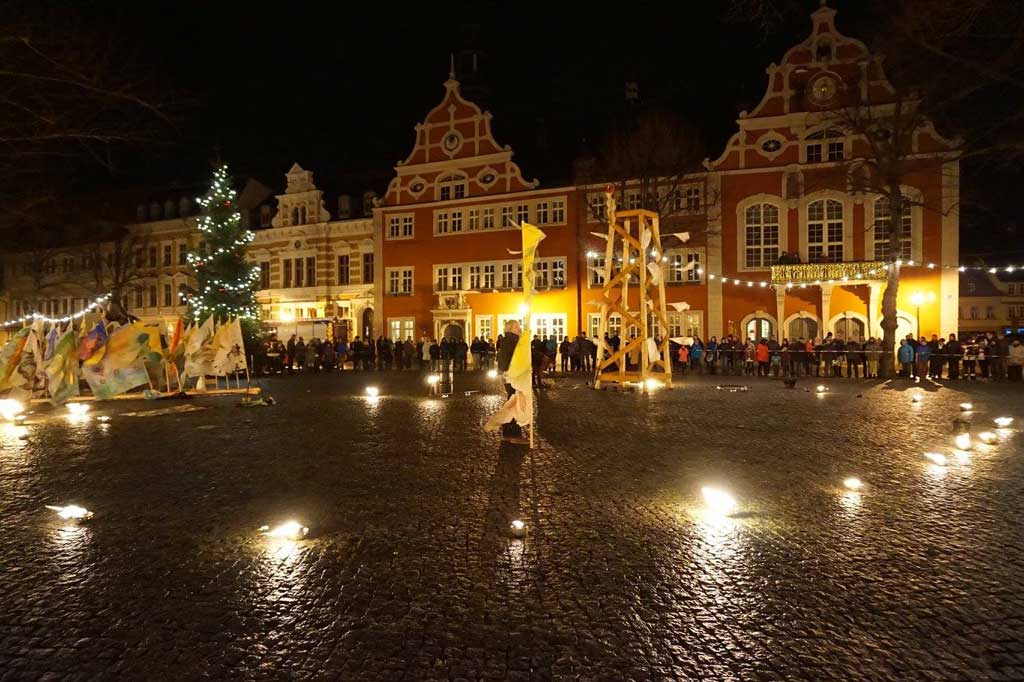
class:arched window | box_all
[807,199,844,262]
[789,317,818,340]
[834,316,865,342]
[299,206,307,224]
[872,196,912,261]
[805,129,844,163]
[815,39,834,62]
[743,203,780,268]
[746,317,773,341]
[291,207,299,226]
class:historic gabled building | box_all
[374,72,582,343]
[376,3,959,347]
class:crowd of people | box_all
[255,328,1024,382]
[674,331,1024,381]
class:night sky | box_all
[67,1,1013,257]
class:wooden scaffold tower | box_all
[594,188,673,390]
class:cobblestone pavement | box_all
[1,371,1023,681]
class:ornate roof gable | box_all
[384,77,538,206]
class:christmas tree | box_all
[186,164,259,331]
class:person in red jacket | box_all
[755,338,770,377]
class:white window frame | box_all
[388,317,415,341]
[387,213,415,241]
[801,192,853,264]
[483,264,496,290]
[806,198,845,263]
[666,248,703,284]
[740,200,783,271]
[386,267,414,295]
[477,316,493,340]
[588,254,606,287]
[551,199,566,224]
[865,188,922,263]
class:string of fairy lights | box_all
[0,295,111,329]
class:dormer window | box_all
[438,174,467,201]
[805,128,845,163]
[815,39,834,62]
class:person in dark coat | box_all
[945,333,963,380]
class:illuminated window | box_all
[807,199,844,262]
[744,203,780,268]
[872,196,912,261]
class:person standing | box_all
[496,320,526,441]
[559,336,571,373]
[991,333,1009,381]
[915,336,931,381]
[755,338,769,377]
[286,334,297,374]
[898,338,914,378]
[1009,338,1024,382]
[945,333,963,380]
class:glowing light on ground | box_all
[510,519,527,538]
[67,403,91,417]
[97,415,111,423]
[959,402,973,412]
[954,433,972,450]
[701,486,737,515]
[994,417,1013,427]
[426,374,439,386]
[978,431,997,444]
[843,477,863,491]
[911,394,922,403]
[0,399,25,422]
[365,386,379,398]
[924,452,947,466]
[486,369,498,379]
[46,505,93,521]
[816,385,827,393]
[644,378,663,391]
[259,521,308,540]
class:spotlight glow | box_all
[67,403,91,416]
[426,374,440,386]
[924,452,947,466]
[978,431,997,444]
[959,402,973,412]
[259,521,308,540]
[701,486,737,515]
[365,386,379,398]
[954,433,972,450]
[97,415,111,423]
[994,417,1013,427]
[46,505,93,521]
[843,477,863,491]
[644,378,663,391]
[816,385,827,393]
[486,369,498,379]
[0,399,25,422]
[510,519,527,537]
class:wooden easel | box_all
[594,189,673,391]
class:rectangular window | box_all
[450,210,463,232]
[260,205,272,227]
[148,247,157,268]
[388,318,415,341]
[744,204,781,269]
[451,266,462,290]
[483,264,495,289]
[337,255,350,285]
[872,197,912,261]
[532,314,566,342]
[256,262,268,289]
[478,316,492,341]
[588,313,601,339]
[608,313,622,338]
[589,255,606,286]
[551,199,565,223]
[589,194,607,221]
[436,267,449,291]
[453,183,465,199]
[401,215,413,237]
[363,254,374,283]
[808,200,844,263]
[501,206,515,228]
[437,211,450,233]
[806,144,822,163]
[482,207,495,229]
[135,288,143,309]
[178,283,187,303]
[536,202,549,224]
[61,299,69,315]
[469,209,480,231]
[163,284,172,307]
[501,263,515,289]
[306,257,316,286]
[827,142,844,161]
[401,268,412,294]
[389,216,402,238]
[283,259,292,288]
[552,259,566,288]
[517,204,529,225]
[295,258,304,288]
[535,260,550,289]
[163,245,172,266]
[178,243,188,265]
[469,265,481,289]
[686,187,701,212]
[440,185,451,201]
[148,286,157,307]
[388,269,400,294]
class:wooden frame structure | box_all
[594,191,673,390]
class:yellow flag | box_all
[520,221,546,297]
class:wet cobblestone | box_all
[1,372,1023,680]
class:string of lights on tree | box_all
[0,295,111,328]
[184,164,260,321]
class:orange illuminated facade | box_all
[376,4,958,348]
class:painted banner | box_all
[44,327,81,405]
[81,322,154,400]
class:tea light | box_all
[46,505,93,521]
[259,520,308,540]
[994,417,1013,428]
[911,394,922,404]
[701,486,737,515]
[816,385,827,393]
[365,386,379,398]
[924,452,947,466]
[0,399,25,422]
[954,433,972,450]
[426,374,440,386]
[978,431,996,444]
[67,402,91,416]
[97,415,111,423]
[510,519,527,538]
[959,402,973,412]
[487,369,499,379]
[843,477,863,491]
